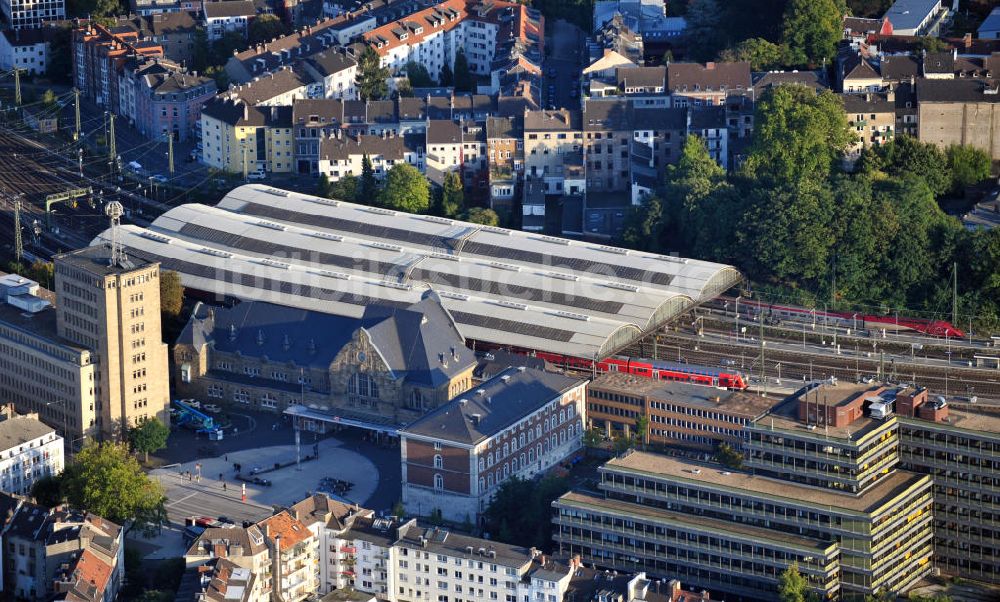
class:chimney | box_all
[886,84,894,102]
[705,61,715,70]
[965,32,973,49]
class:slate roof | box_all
[204,0,256,18]
[843,16,882,34]
[231,67,313,105]
[916,78,1000,102]
[319,132,424,161]
[923,51,954,74]
[180,295,472,387]
[880,55,919,80]
[842,92,895,113]
[667,61,751,92]
[752,70,828,92]
[201,97,292,126]
[688,105,726,130]
[0,414,56,452]
[583,99,630,131]
[292,98,345,125]
[524,109,581,131]
[305,49,357,76]
[841,53,881,81]
[427,119,463,144]
[628,106,686,130]
[401,367,584,445]
[486,116,520,139]
[616,65,665,89]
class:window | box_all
[349,373,380,399]
[434,454,443,469]
[434,474,444,489]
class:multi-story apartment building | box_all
[317,131,426,182]
[0,0,64,29]
[121,11,200,67]
[53,246,171,438]
[4,502,124,601]
[917,78,1000,160]
[185,525,271,575]
[842,91,896,156]
[203,0,255,40]
[258,511,320,601]
[364,0,465,81]
[687,106,728,170]
[583,100,632,195]
[301,48,358,100]
[665,62,751,108]
[586,373,774,451]
[0,405,64,495]
[555,450,935,600]
[119,56,217,142]
[485,115,523,211]
[288,494,374,593]
[200,97,294,173]
[523,109,583,196]
[399,367,587,522]
[0,27,54,75]
[0,277,99,444]
[193,558,269,602]
[72,24,163,110]
[173,297,475,429]
[426,118,464,183]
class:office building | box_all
[587,373,774,451]
[0,0,64,29]
[54,246,171,439]
[555,450,934,599]
[400,367,587,522]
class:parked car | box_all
[203,403,221,413]
[151,174,168,184]
[247,171,267,181]
[252,477,272,486]
[179,398,201,409]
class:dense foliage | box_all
[249,15,290,45]
[129,417,170,463]
[378,164,430,213]
[356,46,390,101]
[483,476,569,552]
[619,84,1000,333]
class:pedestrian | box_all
[223,482,227,491]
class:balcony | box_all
[340,546,357,554]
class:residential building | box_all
[590,13,643,67]
[842,91,896,156]
[300,48,358,99]
[883,0,944,36]
[838,51,883,93]
[203,0,256,40]
[843,16,893,43]
[0,27,53,75]
[666,61,751,107]
[53,245,171,438]
[120,11,200,66]
[916,79,1000,160]
[316,131,426,182]
[173,296,475,431]
[586,373,774,451]
[523,109,583,196]
[425,118,463,183]
[555,450,934,599]
[200,96,294,173]
[225,15,353,83]
[485,115,523,210]
[0,405,64,495]
[0,274,100,444]
[288,494,374,593]
[687,106,727,169]
[399,367,587,522]
[119,56,217,142]
[258,511,320,601]
[978,7,1000,39]
[628,105,685,203]
[362,0,466,82]
[617,66,665,96]
[583,49,638,82]
[752,70,829,95]
[230,65,318,107]
[193,558,268,602]
[583,99,633,195]
[72,24,163,111]
[130,0,184,15]
[592,0,685,41]
[185,525,271,575]
[4,504,124,602]
[0,0,63,29]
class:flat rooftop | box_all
[590,372,776,418]
[0,302,88,358]
[55,245,152,278]
[753,397,891,443]
[905,407,1000,437]
[559,491,834,552]
[603,450,928,513]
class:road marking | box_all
[166,492,199,507]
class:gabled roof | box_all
[880,55,919,80]
[289,493,368,531]
[60,549,114,602]
[204,0,256,19]
[584,48,637,75]
[319,132,424,161]
[305,49,357,76]
[667,61,751,92]
[841,53,881,80]
[258,511,312,548]
[616,65,665,89]
[401,367,585,445]
[427,119,463,144]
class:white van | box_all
[127,161,143,172]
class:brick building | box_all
[400,367,586,522]
[72,23,163,111]
[120,56,217,142]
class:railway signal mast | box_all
[13,194,22,266]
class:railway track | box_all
[623,331,1000,400]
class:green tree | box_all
[41,89,58,108]
[483,476,569,552]
[136,591,174,602]
[359,155,378,203]
[454,50,474,93]
[129,416,170,463]
[61,443,168,535]
[874,135,952,197]
[330,174,359,202]
[212,31,246,65]
[406,61,435,87]
[617,196,665,252]
[781,0,845,66]
[718,37,785,70]
[582,428,603,448]
[27,259,54,288]
[946,144,991,193]
[664,136,732,254]
[160,270,184,321]
[634,414,649,447]
[191,28,211,72]
[778,563,809,602]
[464,207,500,226]
[356,46,390,101]
[378,163,430,213]
[248,14,289,45]
[439,61,454,87]
[440,172,464,217]
[915,36,949,53]
[66,0,120,18]
[684,0,723,61]
[395,78,414,98]
[30,474,64,508]
[317,173,332,198]
[715,443,744,469]
[392,500,406,519]
[743,85,854,185]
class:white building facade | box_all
[0,412,64,496]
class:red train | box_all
[532,352,748,390]
[716,296,965,339]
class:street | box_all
[544,20,586,109]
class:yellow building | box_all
[200,97,293,174]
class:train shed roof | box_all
[93,185,740,359]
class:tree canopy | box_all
[454,51,475,93]
[483,476,568,552]
[685,0,723,62]
[359,155,379,203]
[129,417,170,463]
[61,443,168,535]
[777,563,810,602]
[248,14,289,45]
[946,144,991,193]
[378,164,430,213]
[871,135,952,197]
[781,0,845,67]
[718,37,784,70]
[440,172,464,217]
[356,46,390,101]
[464,207,500,226]
[160,270,183,320]
[406,61,435,88]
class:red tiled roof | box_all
[364,0,465,56]
[259,511,312,548]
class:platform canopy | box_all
[94,185,741,359]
